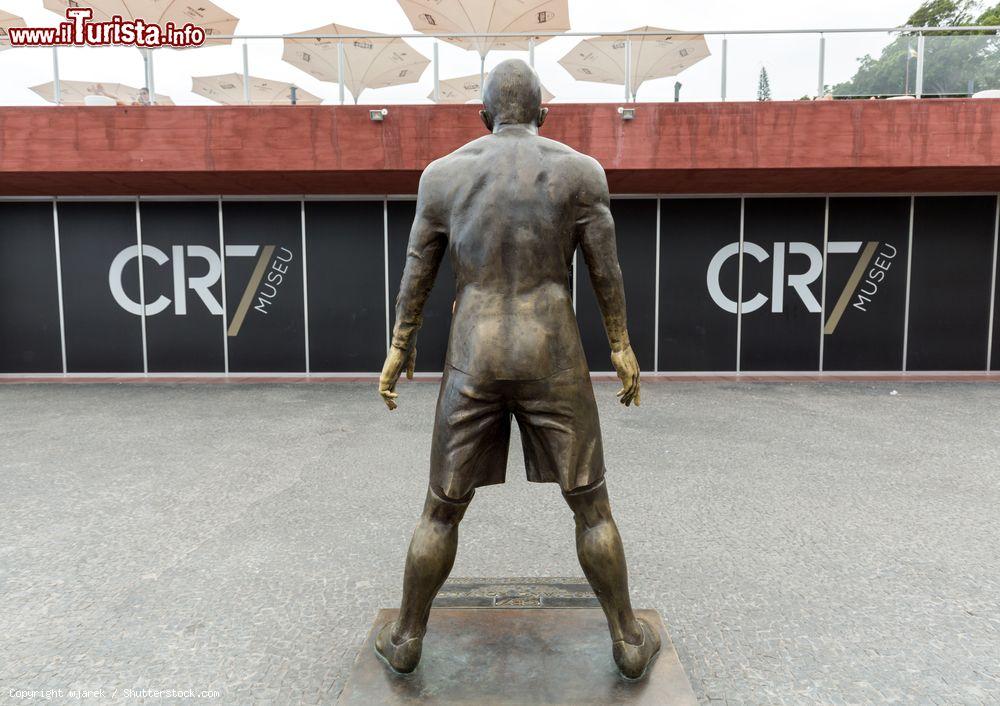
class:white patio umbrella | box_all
[430,72,554,103]
[42,0,238,103]
[398,0,570,83]
[558,27,710,101]
[192,73,321,105]
[42,0,239,46]
[282,23,429,104]
[31,80,174,105]
[0,10,26,51]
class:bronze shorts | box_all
[429,364,606,499]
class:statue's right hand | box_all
[610,344,641,407]
[378,345,415,410]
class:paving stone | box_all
[0,381,998,704]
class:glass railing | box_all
[1,27,998,106]
[826,31,913,99]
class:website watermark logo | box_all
[6,7,206,48]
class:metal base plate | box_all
[337,607,697,705]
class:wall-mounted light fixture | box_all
[617,106,636,121]
[369,108,388,122]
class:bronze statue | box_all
[376,59,658,681]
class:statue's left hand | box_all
[378,345,417,410]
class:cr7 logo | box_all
[707,240,868,314]
[108,245,293,336]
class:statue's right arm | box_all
[576,158,629,351]
[379,164,447,409]
[575,156,641,406]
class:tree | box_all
[832,0,1000,97]
[908,0,977,25]
[757,67,772,101]
[978,2,1000,24]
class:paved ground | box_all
[1,381,999,705]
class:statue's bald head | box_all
[481,59,546,131]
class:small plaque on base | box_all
[337,607,697,705]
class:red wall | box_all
[2,99,999,195]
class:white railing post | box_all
[817,33,826,97]
[338,40,346,105]
[242,41,251,104]
[721,35,728,101]
[52,47,62,105]
[433,42,440,101]
[915,32,925,98]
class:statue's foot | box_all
[612,618,661,680]
[374,621,423,674]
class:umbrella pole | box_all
[479,55,485,99]
[144,48,157,104]
[338,41,346,105]
[433,42,440,102]
[51,47,61,105]
[242,42,251,105]
[721,36,728,101]
[624,38,632,103]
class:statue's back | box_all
[436,128,590,381]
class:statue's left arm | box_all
[379,165,448,410]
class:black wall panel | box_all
[823,197,911,371]
[5,195,1000,376]
[59,202,143,373]
[387,200,455,373]
[306,201,386,372]
[575,199,657,371]
[907,196,996,371]
[140,202,224,373]
[994,245,1000,371]
[222,202,306,373]
[0,203,62,373]
[659,198,741,371]
[740,198,826,372]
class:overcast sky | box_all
[0,0,927,105]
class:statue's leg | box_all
[563,479,661,679]
[375,485,472,673]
